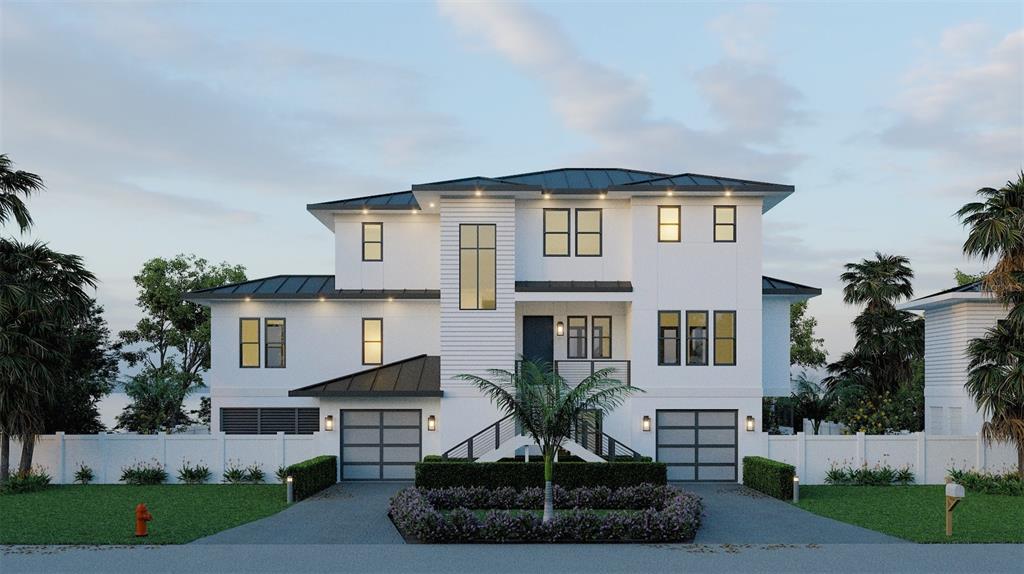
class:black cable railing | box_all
[440,415,517,461]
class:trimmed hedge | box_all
[415,461,666,489]
[742,456,795,500]
[285,455,337,501]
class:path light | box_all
[746,415,756,432]
[286,476,294,504]
[793,475,800,503]
[642,415,651,432]
[324,415,334,431]
[556,321,565,336]
[427,415,437,432]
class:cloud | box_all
[437,1,802,180]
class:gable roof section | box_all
[762,276,823,296]
[289,355,442,397]
[184,274,439,301]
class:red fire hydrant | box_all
[135,503,152,537]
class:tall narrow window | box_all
[240,318,260,368]
[543,209,570,256]
[592,316,612,359]
[362,222,383,261]
[575,209,602,256]
[714,206,736,242]
[362,318,383,365]
[265,318,286,368]
[658,206,680,242]
[459,224,497,310]
[686,311,709,366]
[713,311,736,366]
[567,316,587,359]
[658,311,680,366]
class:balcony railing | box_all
[516,360,630,387]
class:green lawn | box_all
[0,484,287,545]
[796,485,1024,543]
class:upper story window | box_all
[658,206,680,242]
[714,311,736,366]
[714,206,736,243]
[543,209,570,256]
[592,316,612,359]
[265,318,286,368]
[658,311,680,366]
[362,222,383,261]
[363,318,383,365]
[459,224,497,310]
[567,316,587,359]
[575,209,602,256]
[686,311,709,366]
[240,318,260,368]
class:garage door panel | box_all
[657,447,695,463]
[343,428,380,444]
[383,411,420,426]
[657,411,695,427]
[657,409,737,482]
[699,428,735,444]
[342,465,380,480]
[698,412,735,427]
[698,447,736,464]
[382,465,416,480]
[382,446,421,463]
[341,410,421,480]
[344,411,381,426]
[382,428,420,444]
[657,429,695,444]
[343,446,380,463]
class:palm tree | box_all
[0,239,96,480]
[456,360,640,523]
[0,154,44,233]
[792,373,835,435]
[957,173,1024,476]
[840,252,915,312]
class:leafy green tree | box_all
[0,154,44,233]
[457,360,639,523]
[957,173,1024,476]
[792,373,835,435]
[790,301,827,369]
[115,367,194,434]
[955,268,986,286]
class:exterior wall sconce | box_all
[555,321,565,336]
[642,415,651,432]
[324,415,334,431]
[427,415,437,432]
[745,415,755,432]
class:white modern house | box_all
[186,168,820,482]
[900,281,1006,436]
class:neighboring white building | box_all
[900,281,1006,436]
[186,168,820,482]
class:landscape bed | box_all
[388,483,702,543]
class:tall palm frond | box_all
[839,252,915,310]
[0,154,44,232]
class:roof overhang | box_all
[898,291,998,311]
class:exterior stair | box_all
[441,415,642,462]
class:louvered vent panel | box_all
[220,408,259,434]
[259,408,298,434]
[297,409,320,434]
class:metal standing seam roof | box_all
[184,275,439,301]
[289,355,442,397]
[761,276,823,296]
[913,280,986,300]
[515,281,634,293]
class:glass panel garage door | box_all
[656,410,737,482]
[341,410,421,480]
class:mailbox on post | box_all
[944,478,965,537]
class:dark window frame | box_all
[458,223,497,311]
[713,310,737,366]
[264,317,286,369]
[362,317,383,365]
[658,205,681,243]
[567,315,588,359]
[686,310,709,366]
[362,222,383,261]
[543,208,571,257]
[658,311,681,366]
[239,317,260,368]
[591,315,612,359]
[713,206,736,243]
[574,208,603,257]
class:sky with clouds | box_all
[2,1,1021,363]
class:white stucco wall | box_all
[762,295,794,396]
[333,212,440,290]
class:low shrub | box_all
[2,467,52,494]
[245,463,265,484]
[388,484,702,543]
[947,468,1024,496]
[222,460,265,484]
[415,461,666,489]
[283,455,336,500]
[120,459,168,485]
[275,465,289,484]
[824,462,914,486]
[177,461,212,485]
[742,456,795,500]
[73,463,94,485]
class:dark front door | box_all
[522,316,554,365]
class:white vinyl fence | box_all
[766,432,1018,484]
[5,432,335,484]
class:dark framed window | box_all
[575,208,602,256]
[543,208,570,256]
[363,318,383,365]
[459,224,497,310]
[686,311,709,366]
[265,318,286,368]
[592,316,612,359]
[714,311,736,366]
[714,206,736,243]
[240,318,260,368]
[362,222,383,261]
[658,205,680,242]
[658,311,680,366]
[567,316,587,359]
